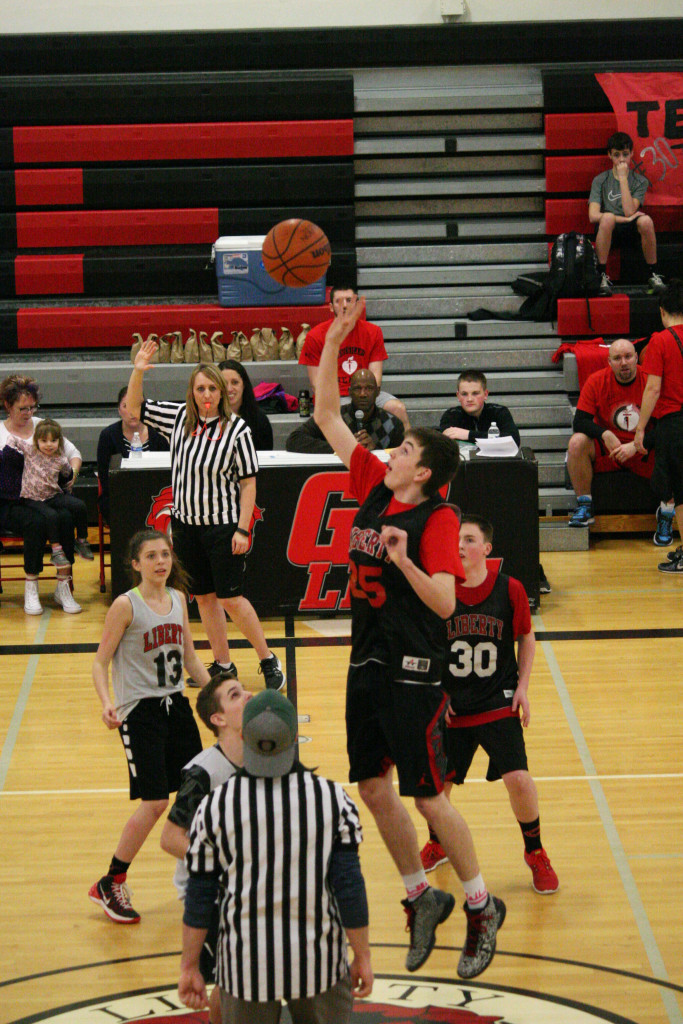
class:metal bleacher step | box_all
[356,219,546,241]
[382,346,558,373]
[540,521,590,551]
[355,197,544,217]
[364,292,526,318]
[358,263,547,287]
[383,369,566,396]
[357,242,548,265]
[352,66,543,113]
[377,318,554,341]
[354,112,543,134]
[354,134,545,156]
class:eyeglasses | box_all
[17,404,38,413]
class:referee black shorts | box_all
[171,518,246,598]
[346,661,449,798]
[445,714,528,785]
[119,691,202,801]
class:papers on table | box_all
[475,436,520,458]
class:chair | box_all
[97,476,110,593]
[0,531,60,594]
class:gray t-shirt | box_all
[589,169,649,216]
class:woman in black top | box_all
[218,360,274,451]
[97,386,169,523]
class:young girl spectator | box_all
[5,418,90,614]
[89,528,211,924]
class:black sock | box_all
[519,817,542,854]
[428,825,439,844]
[108,856,131,877]
[598,263,607,275]
[647,263,658,273]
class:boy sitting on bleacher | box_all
[588,131,664,297]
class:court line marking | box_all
[1,770,682,798]
[536,612,682,1024]
[0,611,52,794]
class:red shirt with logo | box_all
[299,319,388,396]
[576,364,649,442]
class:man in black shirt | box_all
[287,368,404,454]
[439,371,520,445]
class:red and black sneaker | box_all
[524,848,559,894]
[420,839,449,873]
[88,873,141,923]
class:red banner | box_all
[596,72,683,205]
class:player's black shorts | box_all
[119,691,202,801]
[199,901,220,983]
[346,661,448,797]
[171,518,245,598]
[652,412,683,506]
[445,714,528,785]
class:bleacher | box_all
[1,48,680,525]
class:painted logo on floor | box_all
[13,975,636,1023]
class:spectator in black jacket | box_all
[218,360,273,451]
[97,386,169,523]
[287,369,404,454]
[439,372,520,446]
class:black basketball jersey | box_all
[349,480,449,684]
[442,572,521,714]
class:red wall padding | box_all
[15,255,84,295]
[557,296,629,337]
[16,209,220,247]
[16,302,331,349]
[544,112,617,151]
[13,120,354,164]
[546,198,683,235]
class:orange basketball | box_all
[261,219,331,288]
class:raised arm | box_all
[313,297,367,469]
[127,337,159,419]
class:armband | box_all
[235,527,249,537]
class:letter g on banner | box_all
[287,471,358,567]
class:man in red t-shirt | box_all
[566,338,673,538]
[313,297,505,982]
[299,285,409,427]
[634,279,683,572]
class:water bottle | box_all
[130,431,143,458]
[298,389,311,418]
[488,421,500,439]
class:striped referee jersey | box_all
[186,765,363,1002]
[142,400,258,525]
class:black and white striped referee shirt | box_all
[142,400,258,525]
[186,765,364,1002]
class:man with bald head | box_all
[286,368,404,454]
[567,338,672,538]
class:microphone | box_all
[355,409,364,428]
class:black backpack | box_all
[549,232,601,301]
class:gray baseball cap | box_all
[242,690,297,777]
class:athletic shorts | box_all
[346,661,448,797]
[593,439,655,479]
[595,219,642,249]
[171,518,246,598]
[652,412,683,506]
[119,691,202,801]
[445,714,528,785]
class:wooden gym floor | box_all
[0,536,681,1024]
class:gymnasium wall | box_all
[2,0,681,33]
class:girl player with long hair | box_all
[89,528,210,924]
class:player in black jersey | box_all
[421,515,558,894]
[314,298,505,981]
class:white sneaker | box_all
[24,579,43,615]
[54,578,82,614]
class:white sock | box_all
[661,502,674,515]
[403,869,429,902]
[463,874,488,911]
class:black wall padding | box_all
[0,72,355,126]
[0,22,681,75]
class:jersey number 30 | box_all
[153,649,182,687]
[447,640,497,678]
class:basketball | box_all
[261,219,331,288]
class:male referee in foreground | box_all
[178,690,373,1023]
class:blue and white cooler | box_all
[213,235,327,307]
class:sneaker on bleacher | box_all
[568,498,594,528]
[599,273,613,296]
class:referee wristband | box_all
[235,527,249,537]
